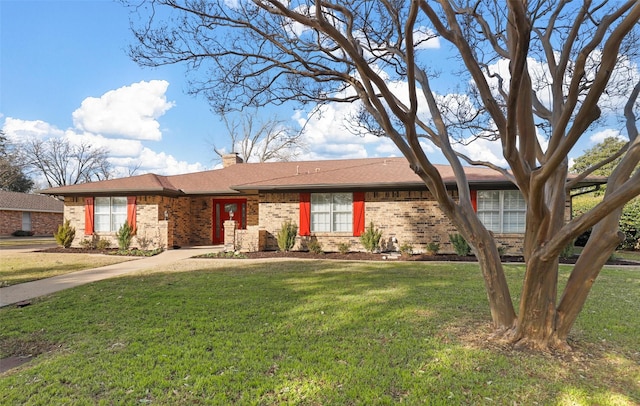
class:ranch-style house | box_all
[40,155,604,254]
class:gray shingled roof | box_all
[0,191,64,213]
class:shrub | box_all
[399,242,414,256]
[96,238,112,250]
[277,220,297,252]
[573,194,640,250]
[116,222,135,250]
[307,238,323,254]
[425,242,440,256]
[337,242,351,255]
[80,237,96,249]
[360,222,383,253]
[560,241,575,259]
[449,233,471,256]
[54,220,76,248]
[12,230,34,237]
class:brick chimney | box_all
[222,153,244,168]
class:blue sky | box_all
[0,0,629,186]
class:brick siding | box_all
[0,210,62,236]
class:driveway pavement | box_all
[0,246,222,308]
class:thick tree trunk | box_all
[467,226,517,331]
[555,214,624,341]
[513,255,564,350]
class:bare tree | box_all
[127,0,640,351]
[0,131,34,192]
[212,111,305,162]
[23,138,112,187]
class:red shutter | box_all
[470,190,478,212]
[127,196,137,234]
[299,193,311,236]
[84,197,94,235]
[353,192,365,237]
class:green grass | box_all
[1,261,638,405]
[0,237,56,247]
[0,252,133,287]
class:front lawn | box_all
[0,252,134,287]
[1,261,638,404]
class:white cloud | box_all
[136,147,206,175]
[63,130,144,157]
[72,80,175,141]
[589,128,626,145]
[2,80,207,179]
[454,137,507,167]
[2,117,64,142]
[414,26,440,50]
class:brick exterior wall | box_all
[62,194,259,249]
[256,189,570,255]
[61,189,570,254]
[0,210,62,236]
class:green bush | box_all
[307,238,323,254]
[399,242,414,256]
[116,222,135,250]
[619,198,640,250]
[425,242,440,256]
[360,222,383,253]
[54,220,76,248]
[337,242,351,255]
[12,230,34,237]
[277,220,297,252]
[449,233,471,256]
[96,238,112,250]
[573,194,640,250]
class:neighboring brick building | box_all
[40,155,599,254]
[0,191,64,236]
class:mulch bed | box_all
[240,251,640,265]
[36,247,640,265]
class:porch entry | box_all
[212,198,247,244]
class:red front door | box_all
[212,199,247,244]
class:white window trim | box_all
[477,190,526,234]
[95,196,127,233]
[310,192,353,233]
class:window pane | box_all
[311,212,330,232]
[333,212,352,232]
[95,197,110,213]
[112,213,127,231]
[95,197,110,232]
[311,193,331,210]
[95,214,110,232]
[332,193,352,211]
[503,211,525,233]
[111,197,127,231]
[503,190,525,210]
[478,191,500,210]
[478,211,501,232]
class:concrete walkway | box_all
[0,246,222,308]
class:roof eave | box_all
[39,187,184,197]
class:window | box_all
[310,193,353,233]
[477,190,526,233]
[22,212,32,231]
[94,197,127,232]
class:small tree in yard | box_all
[277,220,297,252]
[55,220,75,249]
[116,222,135,251]
[360,222,383,253]
[127,1,640,351]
